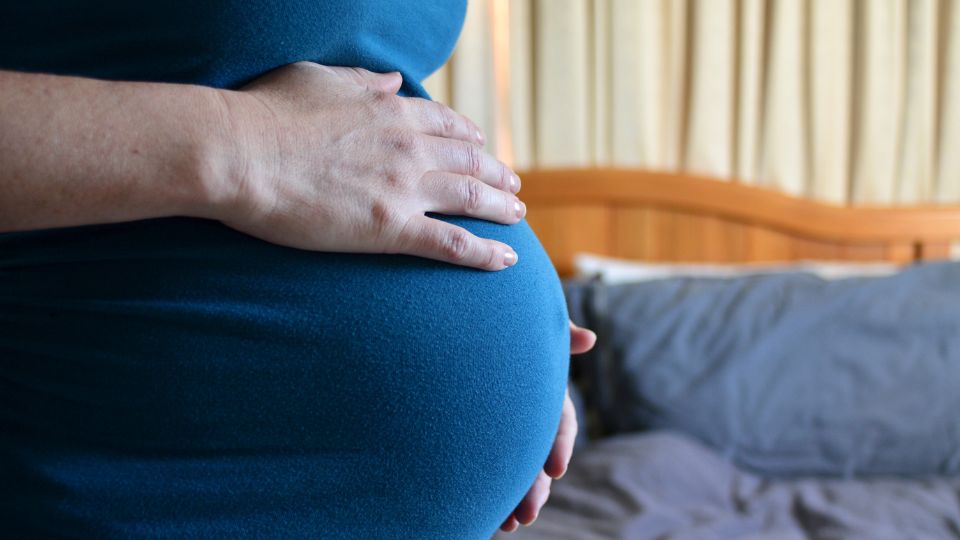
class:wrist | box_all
[185,86,277,223]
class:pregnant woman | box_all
[0,1,596,539]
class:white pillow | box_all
[573,252,900,284]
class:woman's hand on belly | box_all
[500,321,597,533]
[208,62,526,270]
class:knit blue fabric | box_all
[0,2,570,539]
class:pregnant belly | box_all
[0,216,570,539]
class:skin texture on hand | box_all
[214,62,526,271]
[500,321,597,533]
[0,64,522,274]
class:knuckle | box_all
[483,243,500,270]
[464,144,483,177]
[383,166,413,191]
[369,200,401,243]
[439,228,472,262]
[505,196,517,221]
[383,129,421,158]
[499,164,512,191]
[372,91,404,115]
[384,171,404,189]
[437,104,458,136]
[462,179,484,213]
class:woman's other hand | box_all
[500,321,597,532]
[212,62,524,270]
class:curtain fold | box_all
[423,0,960,205]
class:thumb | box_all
[326,66,403,94]
[569,320,597,355]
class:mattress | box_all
[494,431,960,540]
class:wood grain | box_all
[518,169,960,276]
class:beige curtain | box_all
[423,0,960,206]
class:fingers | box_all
[397,215,518,271]
[422,135,521,195]
[321,65,403,94]
[499,513,520,533]
[569,320,598,355]
[544,388,578,479]
[514,470,552,525]
[423,172,525,225]
[320,68,489,148]
[405,97,486,146]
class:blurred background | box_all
[431,5,960,537]
[423,0,959,206]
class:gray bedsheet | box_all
[493,431,960,540]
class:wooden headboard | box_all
[521,169,960,277]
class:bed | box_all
[494,169,960,540]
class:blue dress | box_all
[0,2,570,539]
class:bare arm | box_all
[0,64,525,270]
[0,69,231,231]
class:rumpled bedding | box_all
[494,431,960,540]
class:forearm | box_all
[0,70,240,232]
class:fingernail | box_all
[514,200,526,219]
[476,130,485,145]
[503,251,518,267]
[512,173,522,193]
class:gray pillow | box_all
[564,262,960,478]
